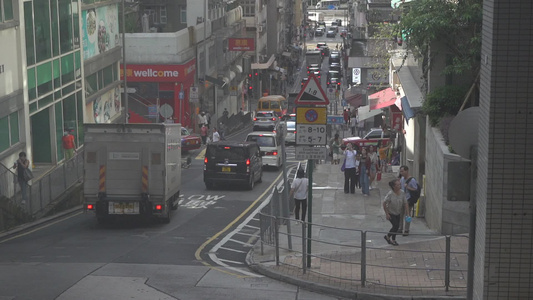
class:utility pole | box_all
[122,0,128,124]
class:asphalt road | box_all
[0,126,345,300]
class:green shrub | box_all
[423,85,468,126]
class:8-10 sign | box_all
[296,124,327,145]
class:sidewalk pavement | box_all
[246,163,469,300]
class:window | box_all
[180,6,186,24]
[85,63,118,97]
[1,0,14,22]
[34,0,52,62]
[0,112,20,153]
[160,6,167,24]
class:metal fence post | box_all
[274,217,280,266]
[445,235,451,291]
[361,231,366,287]
[302,221,307,274]
[259,214,264,255]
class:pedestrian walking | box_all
[378,140,393,173]
[358,147,371,196]
[212,127,220,143]
[399,165,420,236]
[62,130,77,160]
[350,116,357,136]
[200,125,208,145]
[12,152,32,205]
[343,109,350,125]
[357,118,365,137]
[329,134,341,164]
[368,145,379,189]
[354,153,361,189]
[290,169,309,221]
[205,111,212,129]
[198,111,207,129]
[343,143,357,194]
[218,122,226,140]
[383,179,409,246]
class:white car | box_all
[253,110,280,132]
[245,131,283,169]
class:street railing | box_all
[257,213,469,294]
[0,150,84,230]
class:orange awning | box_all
[369,88,398,110]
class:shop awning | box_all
[357,105,383,121]
[345,94,363,108]
[369,87,397,110]
[251,54,276,70]
[401,96,416,124]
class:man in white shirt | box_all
[212,128,220,143]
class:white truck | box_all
[83,123,181,224]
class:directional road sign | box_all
[294,74,329,105]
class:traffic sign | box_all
[327,115,344,124]
[294,74,329,105]
[296,107,327,124]
[296,124,327,145]
[295,146,328,160]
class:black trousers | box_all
[387,213,401,241]
[344,167,357,193]
[294,199,307,221]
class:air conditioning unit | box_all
[258,25,264,33]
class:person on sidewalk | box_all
[378,140,393,173]
[350,115,357,136]
[358,147,371,196]
[357,118,365,137]
[354,153,361,189]
[368,145,379,189]
[329,134,341,164]
[399,165,419,236]
[290,169,309,221]
[212,127,220,143]
[343,143,357,194]
[383,179,409,246]
[62,130,77,160]
[343,109,350,125]
[12,152,31,205]
[200,125,208,145]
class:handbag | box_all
[341,158,346,172]
[23,168,34,182]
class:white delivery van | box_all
[245,131,283,169]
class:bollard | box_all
[302,221,307,274]
[274,217,280,266]
[445,235,451,291]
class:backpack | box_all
[405,177,421,205]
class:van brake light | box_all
[87,204,94,210]
[204,157,208,164]
[246,158,251,166]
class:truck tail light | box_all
[246,158,251,166]
[253,117,257,121]
[204,157,208,164]
[87,204,94,210]
[266,151,278,156]
[155,205,162,211]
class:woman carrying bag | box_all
[290,169,309,221]
[342,143,357,194]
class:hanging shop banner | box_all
[228,38,256,51]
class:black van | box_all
[203,141,263,190]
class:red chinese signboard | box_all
[121,59,196,82]
[228,38,255,51]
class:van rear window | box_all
[246,136,275,147]
[207,146,246,160]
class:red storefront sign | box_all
[121,59,196,82]
[228,38,255,51]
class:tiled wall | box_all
[475,0,533,299]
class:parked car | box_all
[245,131,283,169]
[326,30,336,38]
[203,141,263,190]
[342,128,392,150]
[181,127,202,152]
[253,110,280,131]
[315,28,324,36]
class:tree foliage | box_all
[399,0,483,76]
[422,85,469,126]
